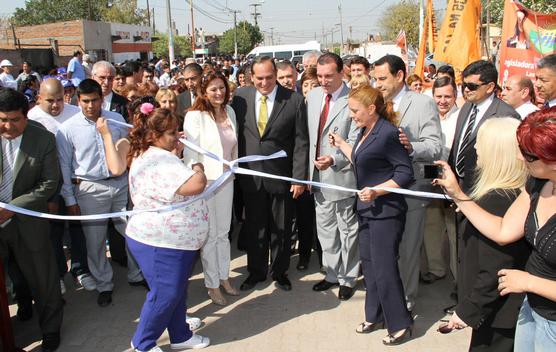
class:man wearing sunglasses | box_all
[448,60,520,194]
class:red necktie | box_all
[316,94,332,159]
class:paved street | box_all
[12,235,471,352]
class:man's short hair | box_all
[302,50,322,64]
[77,79,103,98]
[462,60,498,84]
[317,53,343,73]
[92,61,116,76]
[125,60,142,74]
[276,59,295,72]
[537,54,556,73]
[144,66,155,74]
[250,56,276,74]
[0,88,29,116]
[115,66,132,77]
[437,65,456,81]
[428,63,437,69]
[516,76,536,103]
[350,56,370,70]
[432,76,457,95]
[374,55,406,81]
[183,63,203,75]
[73,51,82,57]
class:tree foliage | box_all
[218,21,264,55]
[378,0,420,47]
[12,0,148,26]
[152,33,192,58]
[486,0,556,27]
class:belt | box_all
[71,177,119,185]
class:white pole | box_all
[166,0,175,63]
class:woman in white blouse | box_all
[183,72,239,305]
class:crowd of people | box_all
[0,48,555,352]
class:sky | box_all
[2,0,449,45]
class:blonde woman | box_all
[183,72,239,305]
[437,118,530,351]
[349,74,371,90]
[155,88,178,113]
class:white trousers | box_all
[201,180,234,288]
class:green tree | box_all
[486,0,556,27]
[218,21,264,55]
[378,0,420,47]
[12,0,148,26]
[152,33,192,58]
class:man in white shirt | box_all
[0,60,17,89]
[535,54,556,108]
[501,75,539,119]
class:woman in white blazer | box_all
[183,72,239,305]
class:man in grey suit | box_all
[374,55,442,311]
[0,88,63,351]
[306,53,359,300]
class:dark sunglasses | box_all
[519,145,539,162]
[462,81,489,91]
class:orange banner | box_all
[426,0,437,54]
[498,0,556,85]
[434,0,481,74]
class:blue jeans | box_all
[515,296,556,352]
[127,237,198,351]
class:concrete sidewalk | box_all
[12,238,471,352]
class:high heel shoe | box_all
[208,287,227,306]
[355,321,384,334]
[221,279,240,296]
[382,326,413,346]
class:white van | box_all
[245,41,321,64]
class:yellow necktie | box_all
[258,95,268,136]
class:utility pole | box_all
[166,0,175,62]
[232,10,239,58]
[270,27,274,45]
[338,1,344,55]
[190,0,195,56]
[146,0,151,27]
[250,3,262,26]
[152,8,156,33]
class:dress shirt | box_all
[440,105,459,161]
[516,101,539,119]
[28,104,80,135]
[0,73,17,89]
[56,110,128,206]
[320,84,345,113]
[457,94,495,150]
[103,92,113,111]
[547,97,556,108]
[2,135,22,173]
[392,86,408,112]
[255,85,278,124]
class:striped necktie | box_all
[455,104,478,177]
[0,140,15,203]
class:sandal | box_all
[382,327,413,346]
[355,321,384,334]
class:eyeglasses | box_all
[519,145,539,162]
[94,74,114,82]
[462,81,489,91]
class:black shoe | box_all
[274,275,292,291]
[239,276,265,291]
[338,285,354,300]
[443,304,456,315]
[129,279,150,290]
[296,257,309,271]
[41,331,60,352]
[17,299,33,321]
[312,279,339,292]
[97,291,112,307]
[383,326,413,346]
[420,272,445,284]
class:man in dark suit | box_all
[0,88,63,351]
[176,63,203,117]
[231,56,309,291]
[448,60,520,193]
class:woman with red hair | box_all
[435,107,556,351]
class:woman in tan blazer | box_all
[183,72,239,305]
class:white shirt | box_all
[0,72,17,89]
[457,94,495,153]
[320,84,344,114]
[547,98,556,108]
[2,135,22,173]
[255,85,278,124]
[440,105,459,161]
[103,92,113,111]
[158,73,171,88]
[28,104,81,135]
[392,86,408,112]
[516,101,539,119]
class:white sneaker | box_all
[131,342,164,352]
[170,334,210,349]
[77,273,97,291]
[60,279,66,295]
[186,315,202,330]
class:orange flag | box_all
[415,0,435,78]
[434,0,482,74]
[426,0,437,53]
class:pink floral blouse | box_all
[126,146,208,250]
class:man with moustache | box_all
[177,63,203,116]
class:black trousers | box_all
[1,221,63,334]
[359,214,412,334]
[294,190,322,263]
[469,325,515,352]
[243,188,294,279]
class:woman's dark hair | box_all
[128,107,178,165]
[189,72,229,116]
[517,106,556,163]
[300,67,318,86]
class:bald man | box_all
[28,78,81,135]
[27,78,96,293]
[501,75,539,119]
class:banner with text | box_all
[498,0,556,85]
